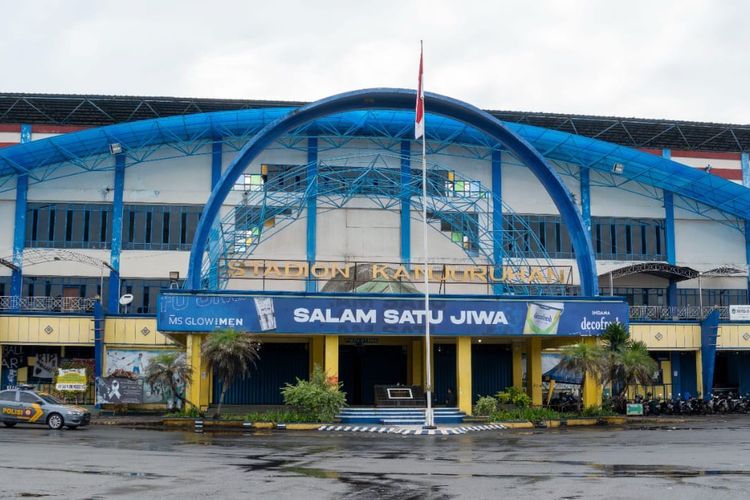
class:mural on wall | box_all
[32,353,58,380]
[106,349,185,404]
[1,345,25,388]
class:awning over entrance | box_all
[601,262,699,282]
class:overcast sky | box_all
[1,0,748,123]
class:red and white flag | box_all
[415,43,425,140]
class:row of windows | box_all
[511,215,666,261]
[25,203,203,251]
[233,165,480,198]
[606,287,747,307]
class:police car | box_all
[0,386,91,430]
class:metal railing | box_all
[27,382,96,405]
[628,305,729,321]
[0,296,97,313]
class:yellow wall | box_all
[0,315,93,345]
[104,317,176,347]
[629,323,700,350]
[717,324,750,349]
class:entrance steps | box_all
[337,407,465,425]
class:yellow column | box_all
[324,335,339,382]
[581,337,603,409]
[695,350,704,398]
[186,334,210,411]
[411,339,423,387]
[526,337,542,406]
[310,336,324,375]
[456,337,472,415]
[512,343,524,389]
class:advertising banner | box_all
[158,293,628,336]
[96,377,144,405]
[55,368,87,392]
[729,305,750,321]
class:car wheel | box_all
[47,413,64,430]
[3,422,16,428]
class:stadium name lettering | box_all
[225,260,567,284]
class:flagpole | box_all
[419,40,435,429]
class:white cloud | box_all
[0,0,748,123]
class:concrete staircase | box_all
[337,407,466,425]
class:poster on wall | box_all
[729,305,750,321]
[106,350,184,403]
[55,368,87,392]
[96,377,144,404]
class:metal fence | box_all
[29,382,96,405]
[628,305,729,321]
[0,296,97,313]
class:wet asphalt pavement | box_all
[1,417,750,499]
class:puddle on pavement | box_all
[0,465,164,480]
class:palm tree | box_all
[601,322,631,352]
[144,352,196,413]
[600,322,632,394]
[559,342,607,412]
[617,341,658,397]
[202,329,261,418]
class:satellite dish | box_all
[119,294,134,306]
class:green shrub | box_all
[492,406,562,422]
[474,396,498,416]
[241,410,309,423]
[281,365,346,422]
[579,406,615,417]
[496,386,531,408]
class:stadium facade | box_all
[1,89,749,414]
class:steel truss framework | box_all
[1,107,748,233]
[2,93,748,152]
[207,154,565,295]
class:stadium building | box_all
[0,89,749,415]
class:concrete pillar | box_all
[186,335,210,411]
[310,336,324,376]
[456,337,472,414]
[581,337,603,409]
[411,339,423,387]
[512,343,524,389]
[324,335,339,382]
[526,337,543,406]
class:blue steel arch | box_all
[186,88,599,295]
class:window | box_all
[26,203,112,250]
[0,391,16,402]
[19,392,41,404]
[430,211,479,252]
[510,215,666,261]
[122,204,203,251]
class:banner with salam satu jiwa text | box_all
[158,293,628,337]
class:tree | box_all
[559,342,607,412]
[616,341,658,397]
[202,329,260,418]
[144,352,196,413]
[601,322,632,394]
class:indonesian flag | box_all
[415,43,425,140]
